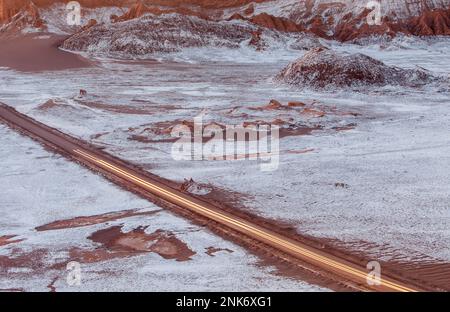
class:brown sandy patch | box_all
[0,288,24,292]
[300,108,326,118]
[69,248,121,263]
[288,101,307,107]
[73,99,178,115]
[70,226,196,263]
[0,248,48,274]
[280,125,322,138]
[249,99,328,113]
[246,99,360,119]
[0,34,91,72]
[242,119,321,139]
[332,124,357,131]
[128,134,179,144]
[0,235,24,247]
[249,99,301,111]
[128,119,226,144]
[332,111,361,117]
[205,246,234,256]
[35,208,161,231]
[251,99,285,111]
[285,148,315,154]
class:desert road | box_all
[0,103,421,292]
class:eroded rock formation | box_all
[0,1,46,33]
[62,13,257,56]
[276,47,436,88]
[2,0,449,41]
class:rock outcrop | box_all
[0,0,28,22]
[246,0,450,41]
[276,47,436,89]
[249,13,304,32]
[0,1,46,33]
[112,0,210,22]
[409,7,450,36]
[228,12,304,32]
[62,13,257,56]
[115,0,148,21]
[333,6,450,41]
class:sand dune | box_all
[0,34,91,72]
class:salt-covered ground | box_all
[0,34,449,274]
[0,124,325,292]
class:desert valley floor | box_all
[0,1,450,292]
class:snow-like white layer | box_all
[0,36,449,266]
[0,125,324,292]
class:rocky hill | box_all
[61,13,259,56]
[275,47,437,88]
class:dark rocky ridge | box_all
[61,13,258,55]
